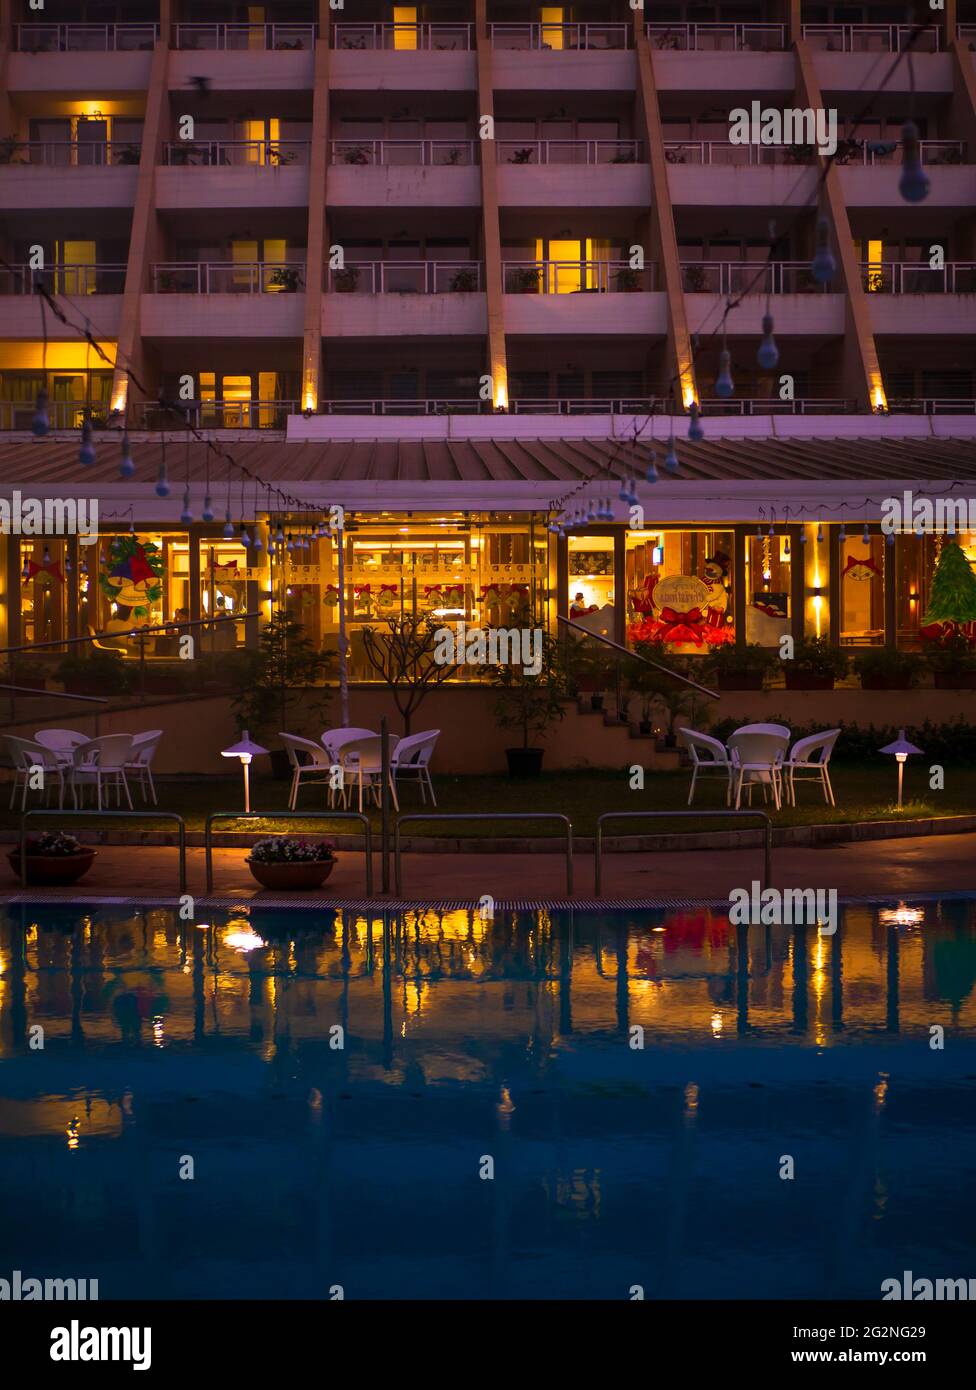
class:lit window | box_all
[393,7,418,50]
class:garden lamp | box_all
[879,728,922,810]
[221,730,268,813]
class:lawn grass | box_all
[4,764,972,839]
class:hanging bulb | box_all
[586,499,597,523]
[811,217,836,285]
[756,523,763,539]
[783,537,790,558]
[252,530,264,552]
[898,121,929,204]
[767,522,775,538]
[180,489,193,524]
[757,313,779,370]
[21,553,30,580]
[78,418,96,467]
[202,494,215,523]
[603,497,615,522]
[31,388,50,438]
[155,462,170,497]
[664,437,679,474]
[618,478,630,503]
[119,431,135,478]
[42,544,51,565]
[886,529,896,546]
[645,456,658,484]
[65,553,72,575]
[223,511,235,539]
[275,523,285,544]
[80,555,88,576]
[714,348,734,399]
[286,532,295,551]
[862,523,870,545]
[240,525,252,548]
[817,521,824,544]
[799,529,807,546]
[687,402,704,442]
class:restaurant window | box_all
[895,531,975,648]
[393,6,418,48]
[626,528,735,652]
[569,535,615,639]
[199,539,249,652]
[744,530,791,645]
[83,532,178,654]
[20,539,69,650]
[840,531,886,645]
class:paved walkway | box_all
[2,833,974,902]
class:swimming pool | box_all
[1,898,974,1300]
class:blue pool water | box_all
[1,898,975,1301]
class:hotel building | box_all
[2,0,976,685]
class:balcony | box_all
[801,24,940,53]
[0,263,125,336]
[329,24,475,92]
[839,143,975,209]
[0,139,142,167]
[0,143,140,209]
[496,138,648,205]
[699,398,856,415]
[646,23,786,51]
[681,262,844,336]
[326,261,487,337]
[156,141,309,208]
[489,24,635,92]
[863,261,976,334]
[680,262,827,295]
[0,400,120,431]
[128,399,300,430]
[331,23,472,51]
[503,260,664,335]
[162,139,309,167]
[143,262,306,337]
[327,139,480,206]
[490,24,630,51]
[329,139,478,166]
[171,23,316,51]
[151,262,306,293]
[15,23,158,52]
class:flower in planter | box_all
[247,836,336,864]
[24,832,85,857]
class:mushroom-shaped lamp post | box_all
[221,730,268,813]
[879,728,922,810]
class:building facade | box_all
[2,0,976,676]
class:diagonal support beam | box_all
[475,0,508,410]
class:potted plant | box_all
[333,265,361,292]
[113,144,141,165]
[0,136,26,164]
[683,264,709,292]
[614,266,642,291]
[55,650,133,697]
[267,266,303,292]
[704,643,776,691]
[507,266,541,293]
[611,149,636,164]
[853,647,925,691]
[924,633,976,689]
[449,267,479,292]
[267,145,297,166]
[509,147,535,164]
[492,633,569,776]
[246,836,337,890]
[4,656,51,690]
[783,635,849,690]
[8,832,96,887]
[342,144,371,165]
[231,613,332,778]
[566,642,613,711]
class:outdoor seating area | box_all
[283,728,440,813]
[678,725,840,810]
[5,729,163,812]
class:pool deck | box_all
[2,831,974,904]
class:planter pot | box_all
[933,671,976,690]
[505,747,545,777]
[638,720,653,737]
[62,678,118,697]
[8,848,96,885]
[246,858,336,891]
[860,675,912,691]
[589,693,604,711]
[785,672,835,691]
[717,673,765,691]
[269,748,292,781]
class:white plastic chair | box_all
[677,728,733,806]
[126,729,162,805]
[69,734,134,810]
[732,722,791,740]
[338,734,400,813]
[391,730,439,805]
[321,727,376,759]
[280,732,336,809]
[34,729,90,763]
[785,728,840,806]
[728,730,787,811]
[6,736,67,811]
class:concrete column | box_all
[633,11,697,409]
[302,14,333,412]
[787,0,802,47]
[794,40,884,411]
[110,13,172,415]
[0,0,14,139]
[476,0,508,409]
[733,524,747,650]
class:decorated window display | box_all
[627,530,735,651]
[840,533,885,645]
[20,539,68,648]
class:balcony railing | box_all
[886,398,976,415]
[490,23,631,51]
[151,262,306,293]
[646,23,786,51]
[129,400,300,429]
[504,260,654,293]
[15,23,158,52]
[510,397,662,414]
[0,263,126,295]
[861,261,976,293]
[0,400,116,431]
[171,23,316,50]
[498,139,642,165]
[959,26,976,44]
[700,398,855,415]
[331,23,473,51]
[161,140,309,167]
[329,139,478,166]
[664,138,966,167]
[322,398,483,415]
[330,261,483,294]
[0,140,142,167]
[680,261,829,294]
[801,24,940,52]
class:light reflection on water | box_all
[1,900,975,1300]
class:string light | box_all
[31,388,49,437]
[811,217,836,285]
[78,418,96,467]
[757,313,779,370]
[899,120,929,203]
[714,347,734,398]
[687,402,704,442]
[119,431,134,478]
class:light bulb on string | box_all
[838,523,846,543]
[817,520,824,544]
[618,477,630,503]
[811,217,836,285]
[42,544,51,565]
[32,388,50,437]
[757,313,779,370]
[180,489,193,524]
[645,455,658,484]
[155,462,170,497]
[886,530,896,546]
[202,495,215,523]
[687,402,704,442]
[798,529,807,546]
[252,529,264,553]
[714,348,734,399]
[586,499,597,523]
[224,511,235,539]
[240,524,252,548]
[898,121,930,204]
[862,523,870,545]
[79,418,96,467]
[65,553,72,575]
[664,437,679,474]
[767,522,775,538]
[119,432,135,478]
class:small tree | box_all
[923,541,976,626]
[232,612,332,741]
[361,616,460,735]
[492,632,570,751]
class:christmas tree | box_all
[922,542,976,626]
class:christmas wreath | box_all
[97,536,164,617]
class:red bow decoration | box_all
[751,599,785,619]
[110,544,156,586]
[423,584,443,597]
[354,583,371,595]
[842,553,881,578]
[25,559,64,583]
[480,584,499,597]
[658,605,707,646]
[509,583,529,596]
[379,583,399,594]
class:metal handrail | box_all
[331,260,483,294]
[0,264,127,294]
[0,141,143,167]
[490,23,631,51]
[394,814,573,897]
[859,261,976,293]
[503,259,654,293]
[161,139,309,166]
[558,615,718,699]
[646,22,786,51]
[16,23,159,52]
[330,138,478,166]
[594,810,772,897]
[497,138,642,165]
[172,22,316,51]
[700,397,854,415]
[332,23,474,51]
[680,260,829,294]
[205,811,373,895]
[151,261,306,294]
[800,22,940,52]
[19,810,187,895]
[662,138,965,166]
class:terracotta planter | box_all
[8,848,96,885]
[717,673,765,691]
[933,671,976,690]
[785,672,835,690]
[246,858,336,891]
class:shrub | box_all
[55,650,134,694]
[788,635,850,679]
[853,647,925,687]
[248,837,336,863]
[925,633,976,674]
[704,643,777,678]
